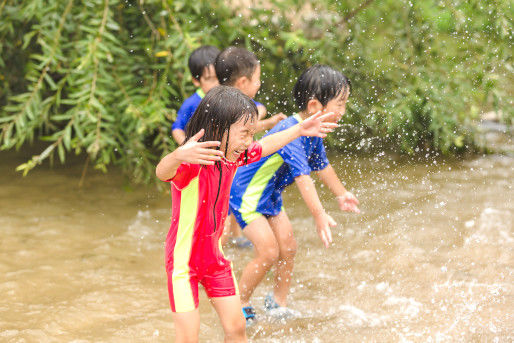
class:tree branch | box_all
[1,0,73,144]
[341,0,376,24]
[90,0,110,155]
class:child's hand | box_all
[300,111,339,138]
[175,129,224,165]
[270,112,287,126]
[337,191,360,213]
[315,212,336,248]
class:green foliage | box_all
[0,0,512,183]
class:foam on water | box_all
[126,209,167,251]
[465,207,513,246]
[336,304,385,327]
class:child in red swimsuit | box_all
[156,85,338,342]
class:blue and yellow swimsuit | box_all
[229,114,330,228]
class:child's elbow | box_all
[155,165,168,182]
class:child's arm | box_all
[256,113,287,132]
[171,129,186,145]
[257,104,267,120]
[156,129,223,181]
[258,111,337,157]
[172,100,194,145]
[315,165,360,213]
[295,174,336,248]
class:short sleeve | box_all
[172,101,195,131]
[237,142,263,166]
[277,138,311,178]
[168,163,201,190]
[308,138,329,171]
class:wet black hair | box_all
[184,85,258,152]
[293,64,351,111]
[184,85,258,234]
[214,46,259,85]
[188,45,221,80]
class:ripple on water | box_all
[126,209,167,251]
[336,304,386,327]
[465,207,513,246]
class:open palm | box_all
[300,111,338,138]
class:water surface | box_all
[1,144,512,342]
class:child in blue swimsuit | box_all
[229,65,361,323]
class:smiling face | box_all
[220,115,257,161]
[322,87,350,122]
[306,87,350,123]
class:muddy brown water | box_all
[1,140,512,342]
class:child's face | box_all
[192,65,219,93]
[220,115,257,161]
[321,88,350,123]
[236,64,261,99]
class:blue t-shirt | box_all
[229,114,329,219]
[172,89,204,131]
[172,89,264,132]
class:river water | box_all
[1,131,512,342]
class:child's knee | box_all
[224,316,246,340]
[281,236,297,259]
[175,331,199,343]
[259,241,280,265]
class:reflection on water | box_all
[0,145,512,342]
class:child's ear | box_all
[192,78,201,87]
[233,76,248,90]
[306,99,323,114]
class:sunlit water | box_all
[1,132,512,342]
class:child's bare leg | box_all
[220,214,234,246]
[238,216,279,306]
[172,309,200,343]
[268,210,297,307]
[230,216,243,239]
[210,295,247,342]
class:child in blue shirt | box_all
[173,46,286,144]
[214,46,287,132]
[214,46,287,247]
[229,65,361,323]
[172,46,220,144]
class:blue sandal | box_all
[242,306,257,325]
[264,292,279,310]
[264,293,300,319]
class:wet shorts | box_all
[231,205,285,229]
[167,263,239,313]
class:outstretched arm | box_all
[315,165,360,213]
[259,111,338,157]
[156,129,223,181]
[295,174,336,248]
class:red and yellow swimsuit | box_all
[165,142,262,312]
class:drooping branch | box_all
[1,0,74,145]
[90,0,110,156]
[341,0,376,24]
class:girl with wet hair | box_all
[156,85,338,342]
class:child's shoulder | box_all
[183,90,202,105]
[253,99,265,108]
[178,90,203,114]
